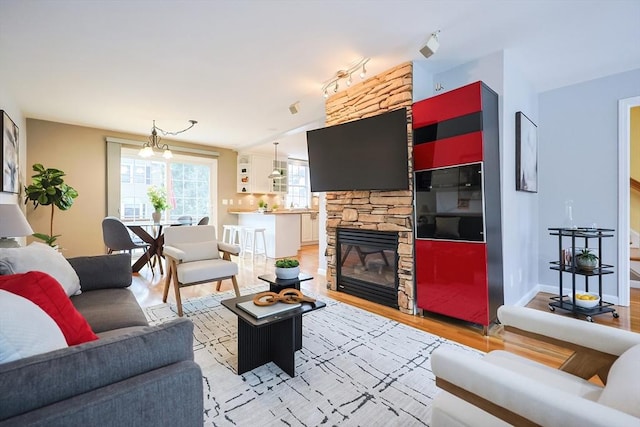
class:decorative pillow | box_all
[0,290,68,363]
[0,242,81,296]
[0,271,98,346]
[173,241,219,262]
[597,343,640,417]
[434,216,460,238]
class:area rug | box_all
[145,288,481,426]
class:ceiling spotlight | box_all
[419,30,441,59]
[289,101,300,115]
[321,57,370,97]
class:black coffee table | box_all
[258,273,314,350]
[221,292,325,377]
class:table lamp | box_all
[0,204,34,248]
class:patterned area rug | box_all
[145,288,481,426]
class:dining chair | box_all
[101,217,153,274]
[163,225,241,316]
[197,216,209,225]
[177,215,193,225]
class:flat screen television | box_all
[306,108,409,192]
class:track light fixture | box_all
[419,30,441,59]
[138,119,198,159]
[321,57,370,98]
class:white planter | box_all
[152,211,162,223]
[275,266,300,280]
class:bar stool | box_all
[222,225,243,246]
[221,225,236,245]
[242,227,267,259]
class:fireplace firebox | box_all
[336,228,399,309]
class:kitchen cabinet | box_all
[270,159,288,194]
[301,213,319,244]
[237,154,272,194]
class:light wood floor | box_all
[131,244,639,368]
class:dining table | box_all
[124,220,184,274]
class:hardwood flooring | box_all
[130,244,639,368]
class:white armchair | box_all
[163,225,241,316]
[431,305,640,427]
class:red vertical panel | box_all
[416,240,489,325]
[413,132,484,171]
[412,82,482,128]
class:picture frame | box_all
[515,111,537,193]
[1,110,20,194]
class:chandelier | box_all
[321,58,370,98]
[138,119,198,159]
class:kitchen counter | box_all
[228,209,318,215]
[228,211,311,258]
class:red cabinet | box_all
[413,81,503,328]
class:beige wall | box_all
[26,119,237,257]
[630,107,640,232]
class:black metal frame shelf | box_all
[547,227,619,322]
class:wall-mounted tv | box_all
[306,107,409,192]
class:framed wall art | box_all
[1,110,20,194]
[515,111,537,193]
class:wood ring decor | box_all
[252,288,316,306]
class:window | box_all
[287,160,310,208]
[169,162,211,220]
[119,148,215,222]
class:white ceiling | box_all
[1,0,639,160]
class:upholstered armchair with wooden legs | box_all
[162,225,241,316]
[431,305,640,427]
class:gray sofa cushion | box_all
[1,361,203,427]
[71,288,148,333]
[67,254,132,291]
[0,318,195,422]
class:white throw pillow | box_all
[173,241,219,262]
[0,290,68,363]
[597,343,640,418]
[0,242,81,296]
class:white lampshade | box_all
[0,204,34,247]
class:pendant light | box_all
[268,142,284,179]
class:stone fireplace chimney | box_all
[323,62,414,314]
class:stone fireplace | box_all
[336,228,399,308]
[324,62,414,314]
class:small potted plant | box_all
[575,248,598,272]
[258,199,267,213]
[275,258,300,279]
[147,186,169,223]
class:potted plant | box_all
[24,163,79,247]
[258,199,267,213]
[275,258,300,279]
[147,186,169,223]
[575,248,599,271]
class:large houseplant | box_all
[24,163,79,247]
[147,185,169,223]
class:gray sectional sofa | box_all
[0,253,203,426]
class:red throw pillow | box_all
[0,271,98,345]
